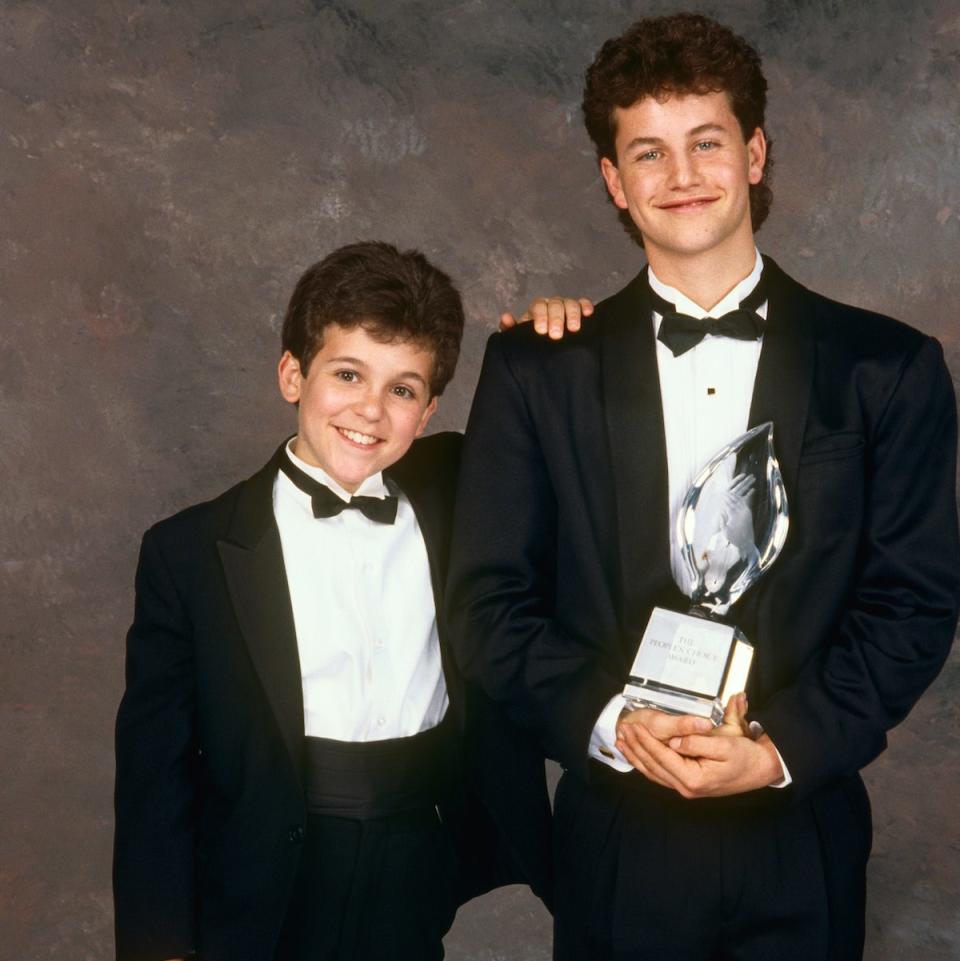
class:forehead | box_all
[612,90,738,146]
[314,323,435,378]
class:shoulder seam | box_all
[873,334,942,436]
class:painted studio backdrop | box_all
[1,2,958,959]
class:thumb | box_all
[724,692,747,725]
[498,312,518,331]
[712,692,749,738]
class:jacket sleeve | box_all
[446,333,623,778]
[753,336,960,799]
[114,528,198,961]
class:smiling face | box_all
[277,324,438,493]
[600,91,765,272]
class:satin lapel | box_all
[741,258,815,637]
[749,257,815,514]
[600,269,675,640]
[217,447,305,784]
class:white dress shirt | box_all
[273,439,447,741]
[590,250,790,786]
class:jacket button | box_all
[288,825,304,843]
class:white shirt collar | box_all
[284,437,389,502]
[649,248,764,319]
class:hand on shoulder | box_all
[499,296,594,339]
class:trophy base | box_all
[622,607,754,727]
[622,686,726,726]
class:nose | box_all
[353,386,384,421]
[667,151,700,190]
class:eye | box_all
[637,149,661,162]
[391,384,416,400]
[694,140,718,152]
[335,370,359,383]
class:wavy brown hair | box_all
[582,13,773,245]
[281,242,464,397]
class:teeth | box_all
[340,428,378,446]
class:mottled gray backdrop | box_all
[1,1,958,959]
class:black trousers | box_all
[273,809,459,961]
[552,768,871,961]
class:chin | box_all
[342,464,380,488]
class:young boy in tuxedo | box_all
[451,13,959,961]
[113,241,552,961]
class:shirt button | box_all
[376,716,386,728]
[288,825,304,843]
[374,637,384,649]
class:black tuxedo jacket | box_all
[448,257,959,804]
[114,433,552,961]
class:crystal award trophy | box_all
[623,422,789,725]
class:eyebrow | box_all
[622,123,730,153]
[687,123,728,138]
[395,371,428,386]
[326,356,427,386]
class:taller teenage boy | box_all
[448,13,959,961]
[113,241,553,961]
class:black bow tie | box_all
[279,452,399,524]
[652,273,767,357]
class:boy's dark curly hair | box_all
[582,13,773,245]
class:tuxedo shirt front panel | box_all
[273,440,447,741]
[652,250,766,596]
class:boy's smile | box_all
[278,324,438,493]
[600,91,765,272]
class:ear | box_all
[415,396,439,437]
[746,127,767,185]
[600,157,629,210]
[277,351,303,405]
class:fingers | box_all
[529,299,551,335]
[556,298,582,337]
[614,735,665,784]
[616,724,685,791]
[524,297,588,339]
[620,707,713,741]
[504,297,594,337]
[525,299,559,336]
[544,297,578,339]
[691,694,748,740]
[628,725,701,795]
[620,719,757,798]
[667,734,731,761]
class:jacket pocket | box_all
[798,430,865,466]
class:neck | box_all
[645,240,758,312]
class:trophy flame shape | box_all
[678,422,789,616]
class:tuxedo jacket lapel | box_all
[600,269,678,642]
[217,448,305,784]
[740,257,815,642]
[749,257,814,500]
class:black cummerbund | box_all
[303,718,454,819]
